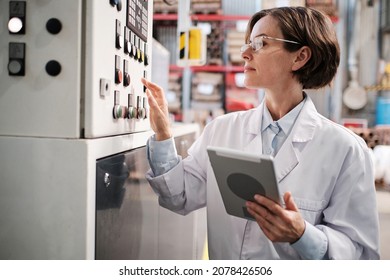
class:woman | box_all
[141,6,380,259]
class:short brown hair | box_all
[245,6,340,89]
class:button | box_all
[8,42,25,76]
[9,1,26,35]
[46,18,62,34]
[8,17,23,33]
[45,60,62,76]
[8,60,22,74]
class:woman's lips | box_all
[244,66,255,72]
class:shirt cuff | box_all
[291,221,328,260]
[147,135,179,176]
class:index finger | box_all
[141,78,163,92]
[254,194,282,214]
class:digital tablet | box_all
[207,146,280,220]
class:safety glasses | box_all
[240,35,301,53]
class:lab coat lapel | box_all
[273,96,318,183]
[243,103,264,154]
[273,139,298,183]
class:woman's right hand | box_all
[141,78,172,141]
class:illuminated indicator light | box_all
[8,17,23,33]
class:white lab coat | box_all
[146,96,380,259]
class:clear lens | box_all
[252,37,263,51]
[240,37,264,53]
[240,44,250,53]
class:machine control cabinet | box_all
[0,0,152,138]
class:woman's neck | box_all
[264,88,304,120]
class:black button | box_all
[46,18,62,34]
[45,60,62,76]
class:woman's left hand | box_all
[246,192,306,243]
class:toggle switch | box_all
[9,1,26,35]
[136,96,140,119]
[114,55,122,84]
[110,0,122,11]
[124,27,130,54]
[123,60,130,87]
[130,32,137,58]
[113,90,127,119]
[136,96,145,119]
[142,97,148,119]
[144,42,149,66]
[8,42,25,76]
[128,93,136,119]
[113,105,128,119]
[138,39,145,62]
[115,20,123,49]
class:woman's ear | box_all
[292,46,311,71]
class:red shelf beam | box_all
[153,14,251,21]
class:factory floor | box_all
[376,188,390,259]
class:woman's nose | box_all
[241,49,251,61]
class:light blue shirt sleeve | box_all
[146,135,180,176]
[291,221,328,259]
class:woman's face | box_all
[241,15,298,90]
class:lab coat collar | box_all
[274,95,319,183]
[245,95,319,183]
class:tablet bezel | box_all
[207,146,281,220]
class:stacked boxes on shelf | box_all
[153,0,178,14]
[226,29,245,65]
[191,0,222,14]
[191,72,223,103]
[206,21,224,65]
[167,71,182,117]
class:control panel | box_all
[0,0,152,138]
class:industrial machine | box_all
[0,0,206,260]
